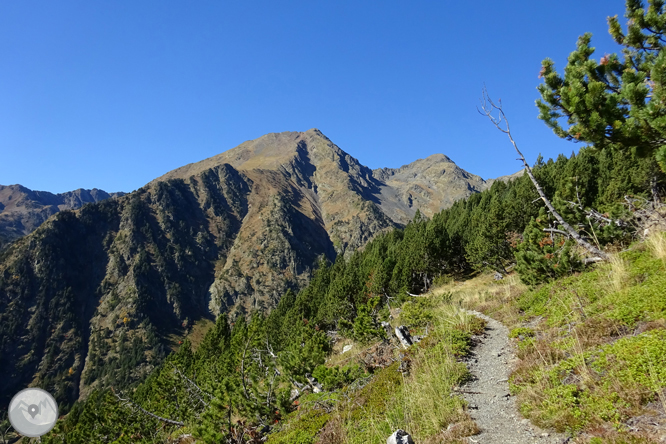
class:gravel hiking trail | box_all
[459,310,569,444]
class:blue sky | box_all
[1,1,628,193]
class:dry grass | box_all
[453,271,527,326]
[315,416,346,444]
[439,304,485,334]
[326,338,362,367]
[320,291,485,444]
[186,318,215,350]
[574,317,627,348]
[606,253,630,294]
[396,306,479,442]
[646,230,666,265]
[423,419,480,444]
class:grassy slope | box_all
[461,231,666,443]
[266,295,485,444]
[266,232,666,444]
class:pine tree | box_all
[466,186,513,273]
[537,0,666,172]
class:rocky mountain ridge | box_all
[0,129,520,406]
[0,185,125,249]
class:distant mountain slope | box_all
[0,185,125,249]
[156,128,496,226]
[372,153,490,222]
[0,129,504,406]
[483,169,525,188]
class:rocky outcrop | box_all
[387,429,415,444]
[0,184,125,249]
[395,325,415,349]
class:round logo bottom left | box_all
[8,388,59,438]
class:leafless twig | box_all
[478,86,609,261]
[113,389,185,426]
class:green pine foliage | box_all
[312,364,365,391]
[20,4,666,440]
[514,209,585,286]
[537,0,666,172]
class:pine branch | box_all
[564,200,627,227]
[240,330,257,402]
[543,228,570,237]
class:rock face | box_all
[387,429,415,444]
[0,185,125,249]
[0,128,499,405]
[155,129,498,318]
[395,325,415,349]
[372,153,488,224]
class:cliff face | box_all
[0,129,495,405]
[0,185,125,249]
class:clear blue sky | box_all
[1,1,628,194]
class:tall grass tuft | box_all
[607,253,629,294]
[646,230,666,265]
[397,305,480,441]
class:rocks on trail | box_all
[387,429,415,444]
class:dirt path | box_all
[460,310,568,444]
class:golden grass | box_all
[309,287,487,444]
[326,338,377,368]
[186,318,215,350]
[450,271,527,327]
[646,230,666,265]
[606,253,630,294]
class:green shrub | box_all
[432,275,453,287]
[447,329,474,357]
[509,327,535,339]
[312,364,365,391]
[266,410,330,444]
[401,298,435,327]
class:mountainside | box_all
[156,129,491,227]
[0,129,496,406]
[0,185,125,249]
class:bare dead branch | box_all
[564,200,627,227]
[543,228,570,237]
[172,365,213,409]
[113,389,185,426]
[479,86,609,261]
[582,257,605,264]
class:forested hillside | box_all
[0,129,495,412]
[23,142,662,443]
[5,1,666,442]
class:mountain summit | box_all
[0,129,498,404]
[156,128,488,225]
[152,129,491,317]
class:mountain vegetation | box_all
[0,129,497,414]
[5,139,658,443]
[537,0,666,174]
[3,1,666,443]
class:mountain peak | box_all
[425,153,453,163]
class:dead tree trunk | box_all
[478,87,609,262]
[114,389,185,426]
